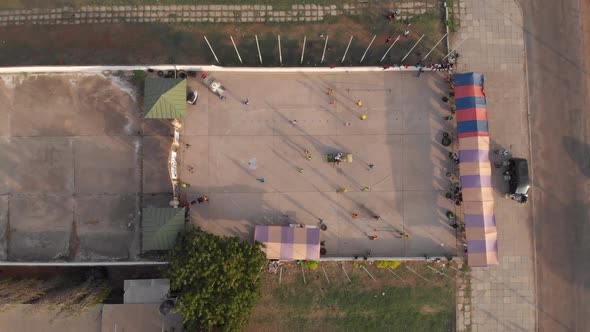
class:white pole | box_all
[230,35,242,64]
[361,265,376,281]
[255,35,262,64]
[278,35,282,65]
[203,36,220,64]
[341,36,353,63]
[321,35,329,63]
[380,35,401,62]
[442,34,470,60]
[387,267,408,283]
[321,266,331,283]
[426,265,457,281]
[301,264,306,284]
[300,35,306,65]
[401,34,425,63]
[360,34,376,63]
[405,265,431,283]
[341,264,352,284]
[422,32,448,61]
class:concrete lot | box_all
[0,70,459,260]
[0,74,145,261]
[179,71,459,257]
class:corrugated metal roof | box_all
[143,78,187,119]
[142,208,185,251]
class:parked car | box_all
[507,158,529,202]
[187,91,198,105]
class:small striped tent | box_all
[254,225,320,260]
[454,72,498,267]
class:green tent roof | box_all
[144,78,187,119]
[142,207,186,251]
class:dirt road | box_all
[518,0,590,331]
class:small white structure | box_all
[123,279,170,304]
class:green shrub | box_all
[302,261,319,270]
[375,260,401,270]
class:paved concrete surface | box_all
[177,71,459,258]
[454,0,536,331]
[0,304,101,332]
[517,0,590,331]
[0,74,143,261]
[0,0,441,25]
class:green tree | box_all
[166,226,267,332]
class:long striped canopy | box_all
[455,72,498,267]
[254,225,320,260]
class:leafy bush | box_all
[302,261,319,270]
[166,226,267,332]
[375,260,401,270]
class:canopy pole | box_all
[422,32,448,61]
[360,35,376,63]
[255,35,263,64]
[387,267,408,283]
[342,264,352,284]
[301,264,307,284]
[230,36,243,64]
[278,35,282,65]
[203,36,220,64]
[442,34,470,61]
[405,265,432,283]
[380,35,401,62]
[361,265,376,281]
[321,35,329,64]
[401,34,425,63]
[341,36,353,63]
[300,35,307,65]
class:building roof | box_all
[143,78,187,119]
[142,208,185,251]
[101,304,183,332]
[124,279,170,304]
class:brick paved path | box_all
[453,0,536,331]
[0,1,442,26]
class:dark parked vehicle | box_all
[507,158,529,203]
[186,91,198,105]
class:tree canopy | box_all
[166,226,267,332]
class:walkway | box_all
[453,0,536,331]
[0,1,443,25]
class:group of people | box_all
[446,183,464,207]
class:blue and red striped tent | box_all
[455,72,498,267]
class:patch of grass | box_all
[246,262,456,332]
[445,0,460,33]
[0,1,447,66]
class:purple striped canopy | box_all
[455,72,498,267]
[254,225,320,260]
